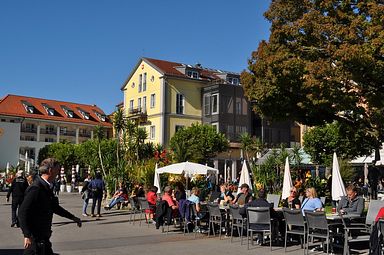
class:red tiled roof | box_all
[144,57,222,81]
[0,94,112,127]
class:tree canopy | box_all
[169,123,229,163]
[241,0,384,157]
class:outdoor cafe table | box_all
[326,213,363,221]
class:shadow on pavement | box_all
[0,249,23,255]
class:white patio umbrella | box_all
[156,161,218,190]
[364,163,368,185]
[237,160,253,194]
[282,157,293,200]
[331,152,346,201]
[153,163,161,193]
[6,162,10,175]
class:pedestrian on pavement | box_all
[81,174,92,216]
[6,170,28,228]
[88,172,106,217]
[18,158,82,255]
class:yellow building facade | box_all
[121,58,208,146]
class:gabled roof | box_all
[121,57,239,90]
[0,94,112,127]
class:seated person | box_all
[218,184,234,204]
[162,186,178,211]
[301,187,323,215]
[146,186,158,222]
[188,187,206,219]
[232,183,252,206]
[105,182,128,210]
[282,187,301,209]
[337,184,364,216]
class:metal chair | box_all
[339,212,370,255]
[267,194,281,208]
[282,208,306,252]
[128,197,140,224]
[246,207,272,250]
[207,203,224,239]
[137,197,150,227]
[320,196,326,206]
[229,204,246,244]
[305,210,340,255]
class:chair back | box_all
[129,197,137,209]
[305,210,328,231]
[282,208,305,227]
[247,207,270,225]
[138,197,150,210]
[267,194,281,208]
[320,196,326,206]
[207,203,221,217]
[366,200,384,226]
[229,204,242,220]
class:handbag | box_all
[81,190,89,200]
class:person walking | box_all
[81,174,92,216]
[6,170,28,228]
[18,158,82,255]
[88,172,105,217]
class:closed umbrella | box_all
[237,160,253,193]
[364,163,368,185]
[6,162,10,175]
[154,163,161,193]
[331,152,346,201]
[282,157,293,200]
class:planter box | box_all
[60,184,66,193]
[66,185,72,193]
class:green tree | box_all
[113,108,125,166]
[241,0,384,158]
[170,123,229,163]
[94,125,106,177]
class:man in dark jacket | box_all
[6,170,28,227]
[18,158,82,255]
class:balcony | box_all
[60,130,76,136]
[40,129,57,135]
[79,131,92,138]
[127,107,148,124]
[20,136,36,141]
[21,127,37,134]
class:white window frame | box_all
[176,93,184,114]
[138,98,142,112]
[150,94,155,108]
[203,94,210,116]
[211,123,219,133]
[138,74,142,92]
[129,100,134,112]
[143,73,147,91]
[150,125,155,140]
[211,93,219,115]
[142,96,147,113]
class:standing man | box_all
[18,158,82,255]
[6,170,28,227]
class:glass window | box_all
[138,98,142,111]
[138,74,142,92]
[150,94,155,108]
[211,123,219,132]
[129,100,134,112]
[235,98,241,115]
[142,96,147,112]
[150,125,155,139]
[211,94,219,114]
[176,93,184,114]
[175,125,184,133]
[143,73,147,91]
[203,95,210,116]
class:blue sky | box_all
[0,1,271,114]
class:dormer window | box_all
[227,77,239,85]
[21,101,35,114]
[77,108,90,120]
[42,103,55,116]
[61,106,74,118]
[94,111,106,122]
[187,70,199,79]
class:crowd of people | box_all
[4,157,384,254]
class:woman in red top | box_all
[146,186,158,222]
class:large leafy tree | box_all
[241,0,384,158]
[170,123,229,163]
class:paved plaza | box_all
[0,192,368,255]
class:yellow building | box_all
[121,58,220,146]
